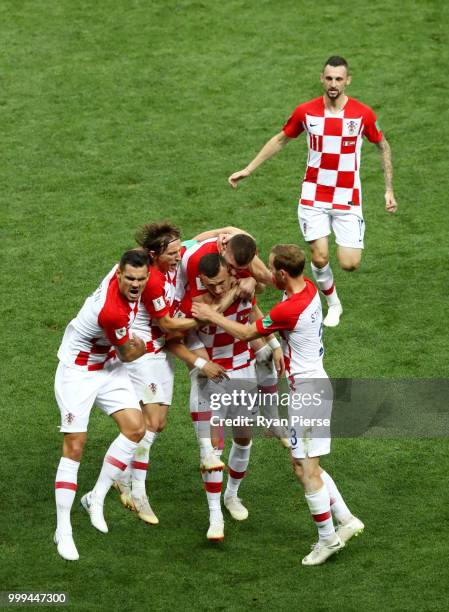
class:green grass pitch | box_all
[1,0,449,610]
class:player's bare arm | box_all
[192,226,251,242]
[192,302,260,343]
[228,131,291,188]
[155,313,198,333]
[165,339,228,381]
[115,335,146,362]
[376,136,397,213]
[250,304,285,377]
[248,254,273,286]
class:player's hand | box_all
[128,334,145,351]
[273,347,285,378]
[192,302,216,322]
[385,190,397,213]
[228,168,250,189]
[236,277,257,299]
[201,361,229,382]
[217,232,233,251]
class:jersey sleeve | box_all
[141,273,170,318]
[186,259,207,298]
[99,311,130,346]
[282,104,306,138]
[255,301,292,335]
[363,106,383,143]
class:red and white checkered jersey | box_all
[255,277,325,378]
[57,265,139,370]
[283,96,383,212]
[131,266,171,354]
[183,294,256,371]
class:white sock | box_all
[311,262,340,306]
[320,470,352,524]
[202,450,224,522]
[304,485,336,541]
[131,430,159,496]
[92,433,139,504]
[225,441,252,498]
[55,457,80,535]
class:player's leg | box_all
[292,456,344,566]
[54,363,96,561]
[190,368,225,539]
[81,366,144,534]
[320,468,364,543]
[224,428,252,521]
[298,206,342,327]
[332,212,364,271]
[129,401,168,525]
[256,358,289,448]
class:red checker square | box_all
[233,341,249,356]
[213,332,234,348]
[319,153,340,171]
[352,188,360,205]
[305,166,319,183]
[323,118,343,136]
[340,136,357,153]
[315,185,335,203]
[336,172,355,189]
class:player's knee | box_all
[311,253,329,268]
[123,420,145,443]
[64,437,86,462]
[155,417,166,433]
[340,260,360,272]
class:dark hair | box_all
[119,249,150,270]
[270,244,305,277]
[228,234,257,267]
[198,253,227,278]
[135,221,181,261]
[323,55,349,72]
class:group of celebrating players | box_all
[53,55,396,567]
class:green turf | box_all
[1,0,448,610]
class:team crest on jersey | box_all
[64,412,75,425]
[152,296,166,312]
[115,327,127,339]
[346,120,358,135]
[150,383,157,394]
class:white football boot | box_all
[80,491,108,533]
[113,480,135,511]
[207,516,225,541]
[302,534,344,566]
[200,452,225,473]
[323,303,343,327]
[131,493,159,525]
[224,495,249,521]
[335,516,364,544]
[54,531,79,561]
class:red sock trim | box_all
[132,461,148,470]
[191,411,212,422]
[106,455,127,471]
[55,481,77,491]
[259,385,278,394]
[312,510,332,523]
[229,468,246,480]
[322,283,335,297]
[205,482,222,494]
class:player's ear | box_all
[346,74,352,86]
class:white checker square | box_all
[338,154,356,171]
[333,187,353,205]
[301,182,317,200]
[322,135,342,154]
[317,168,338,187]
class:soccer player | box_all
[192,244,364,566]
[114,222,228,525]
[54,250,150,562]
[228,55,397,327]
[176,230,272,306]
[183,253,284,541]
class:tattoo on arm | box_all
[378,137,393,191]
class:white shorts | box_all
[125,352,175,406]
[298,205,365,249]
[55,360,140,433]
[288,375,332,459]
